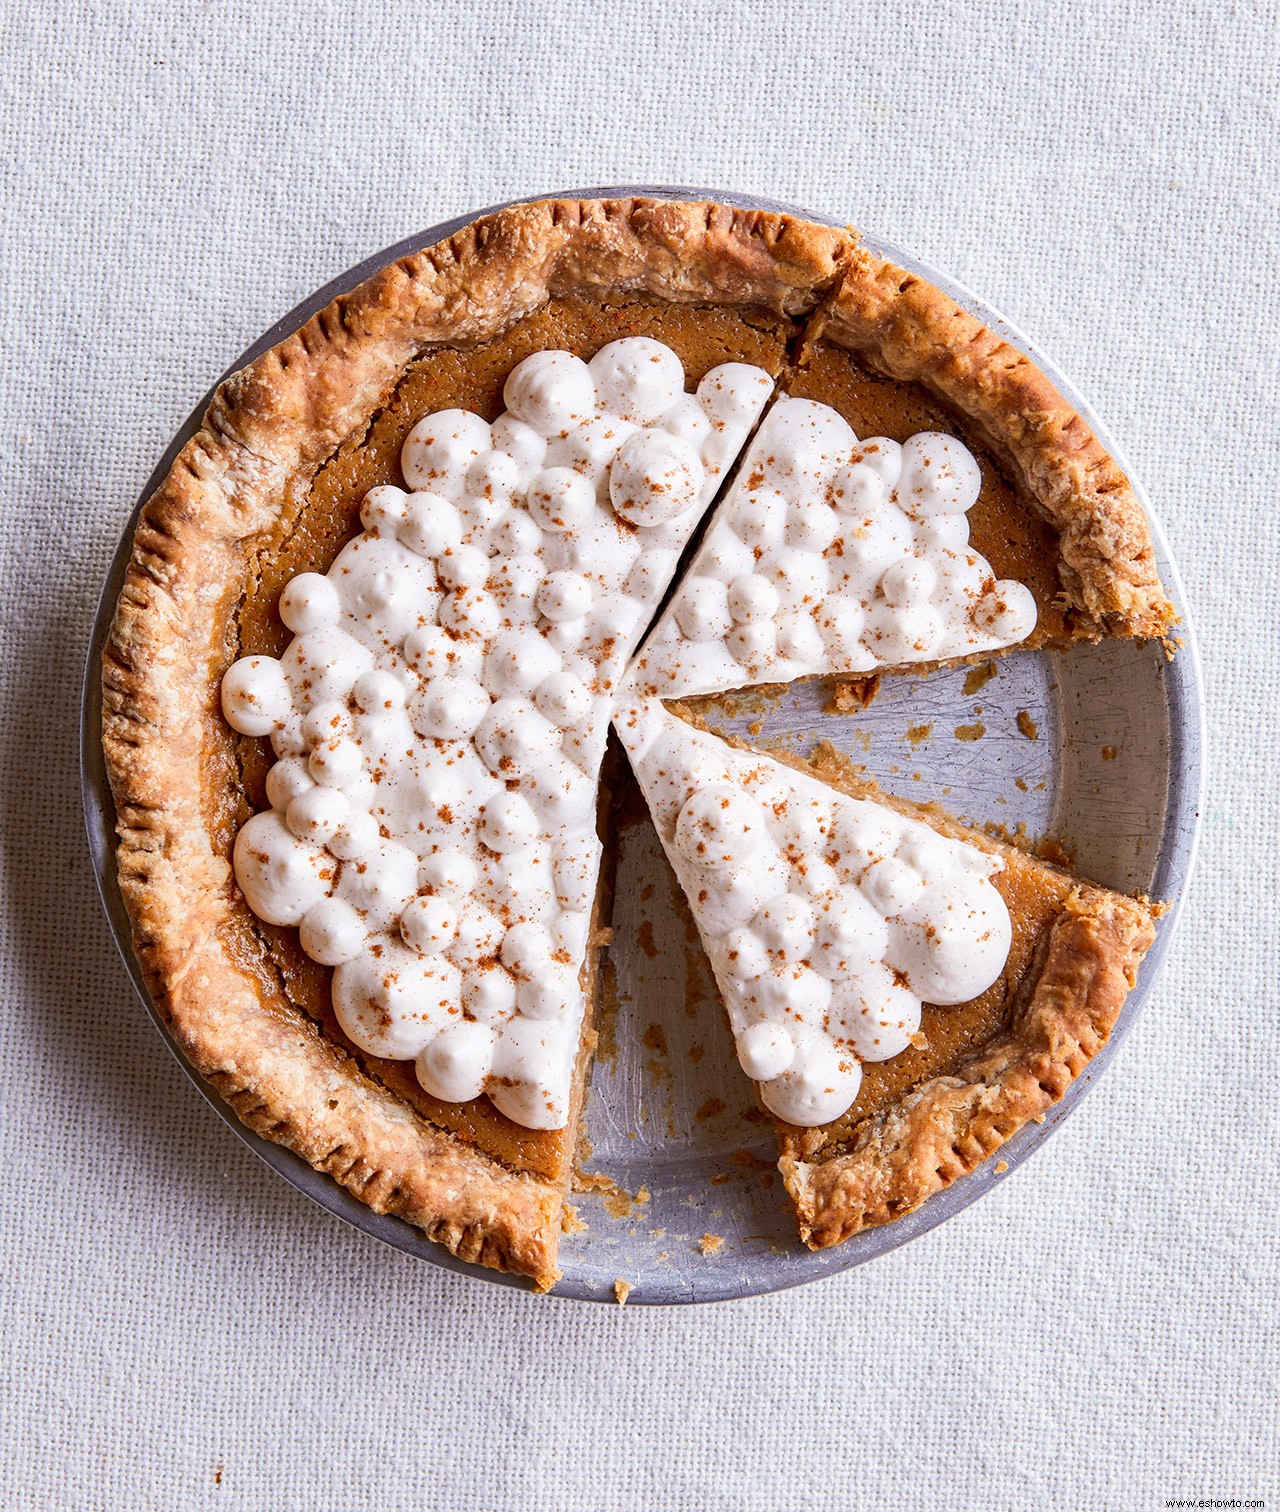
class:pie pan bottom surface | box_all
[81,187,1204,1304]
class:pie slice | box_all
[632,268,1176,699]
[613,695,1157,1246]
[631,393,1043,698]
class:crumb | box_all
[962,661,997,696]
[577,1168,648,1219]
[905,722,932,745]
[214,1467,224,1487]
[561,1203,588,1235]
[699,1234,726,1257]
[954,722,985,742]
[749,719,764,736]
[994,1160,1008,1174]
[696,1097,726,1122]
[827,674,881,713]
[1101,744,1117,760]
[613,1278,632,1306]
[642,1022,668,1054]
[709,1172,731,1186]
[1016,710,1039,740]
[649,1227,667,1239]
[1014,776,1028,792]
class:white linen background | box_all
[2,0,1277,1507]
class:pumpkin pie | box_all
[100,195,1173,1290]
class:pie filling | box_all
[218,326,1087,1139]
[221,338,774,1130]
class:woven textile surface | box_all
[1,2,1276,1507]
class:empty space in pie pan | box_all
[81,186,1205,1305]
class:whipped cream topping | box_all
[221,341,774,1129]
[612,695,1012,1126]
[631,395,1038,698]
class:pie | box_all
[101,195,1174,1290]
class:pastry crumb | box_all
[904,722,932,745]
[642,1022,668,1054]
[613,1278,632,1306]
[560,1202,588,1235]
[1101,744,1117,760]
[826,674,881,713]
[1016,710,1039,740]
[994,1160,1008,1174]
[699,1233,725,1257]
[954,722,985,742]
[962,661,997,696]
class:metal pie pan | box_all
[81,186,1204,1304]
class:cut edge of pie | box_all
[100,195,1173,1289]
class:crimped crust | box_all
[779,888,1155,1247]
[101,198,852,1288]
[808,247,1175,638]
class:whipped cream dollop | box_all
[221,341,774,1129]
[631,395,1038,698]
[612,696,1012,1126]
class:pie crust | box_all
[101,195,1170,1289]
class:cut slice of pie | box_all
[613,695,1157,1246]
[631,393,1044,698]
[102,198,851,1289]
[632,265,1176,700]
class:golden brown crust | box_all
[101,198,852,1287]
[808,246,1175,639]
[779,887,1156,1247]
